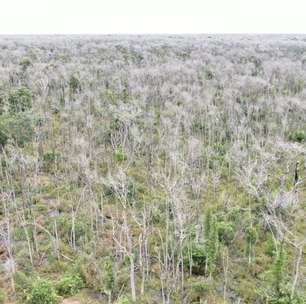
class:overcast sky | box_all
[0,0,305,34]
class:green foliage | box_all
[42,151,60,172]
[71,257,101,292]
[245,226,258,246]
[217,221,234,245]
[245,225,258,263]
[184,243,207,275]
[270,243,286,296]
[115,295,132,304]
[189,280,211,294]
[27,278,56,304]
[3,36,306,304]
[185,212,221,277]
[0,113,34,147]
[114,147,126,162]
[0,289,5,304]
[101,257,115,294]
[261,283,306,304]
[69,74,81,94]
[288,130,306,143]
[187,277,213,303]
[0,118,8,147]
[14,270,32,298]
[55,274,84,297]
[204,210,212,241]
[19,58,32,71]
[257,242,306,304]
[205,212,219,275]
[56,214,88,244]
[8,86,32,113]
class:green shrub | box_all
[189,279,211,294]
[42,151,60,172]
[14,271,32,298]
[69,75,81,94]
[99,257,115,298]
[0,289,6,304]
[184,243,207,275]
[187,277,212,302]
[288,130,306,143]
[56,214,88,244]
[55,274,84,297]
[8,86,32,113]
[27,278,56,304]
[0,113,34,147]
[115,295,132,304]
[114,147,126,162]
[217,221,234,245]
[0,120,8,147]
[19,58,32,71]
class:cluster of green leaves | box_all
[55,274,84,297]
[204,211,219,275]
[101,257,115,295]
[69,74,81,94]
[245,224,258,264]
[186,277,213,303]
[0,113,34,147]
[19,58,32,71]
[185,211,235,277]
[288,130,306,143]
[42,151,61,172]
[114,147,127,162]
[27,278,57,304]
[0,86,34,148]
[15,271,86,303]
[257,240,306,303]
[8,86,32,113]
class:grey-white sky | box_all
[0,0,305,34]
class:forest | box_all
[0,35,306,303]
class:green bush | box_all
[187,277,212,302]
[184,243,207,275]
[19,58,32,71]
[14,271,32,299]
[0,289,5,304]
[217,221,234,245]
[27,278,56,304]
[101,257,114,295]
[0,113,34,147]
[42,151,61,172]
[114,147,126,162]
[55,274,84,297]
[69,75,81,94]
[8,86,32,113]
[0,121,8,147]
[189,279,211,294]
[56,214,88,244]
[115,295,132,304]
[288,130,306,143]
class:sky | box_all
[0,0,306,34]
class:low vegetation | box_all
[0,35,305,303]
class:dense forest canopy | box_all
[0,35,306,303]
